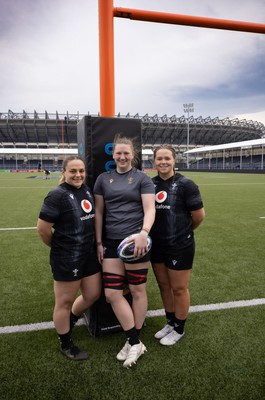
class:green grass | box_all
[0,171,264,400]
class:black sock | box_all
[125,327,140,346]
[58,331,73,350]
[174,318,186,335]
[70,311,80,330]
[165,311,175,327]
[136,322,144,337]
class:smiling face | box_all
[113,143,134,173]
[63,159,86,188]
[154,148,176,179]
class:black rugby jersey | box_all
[150,174,203,248]
[39,182,95,259]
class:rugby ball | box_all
[117,234,152,262]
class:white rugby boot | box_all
[159,330,185,346]
[154,324,174,339]
[116,340,130,361]
[123,341,147,368]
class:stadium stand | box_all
[0,110,265,171]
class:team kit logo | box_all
[80,199,95,220]
[155,191,170,209]
[155,191,167,203]
[81,199,92,213]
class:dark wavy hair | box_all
[153,145,176,160]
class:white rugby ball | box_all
[117,233,152,262]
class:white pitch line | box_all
[0,227,36,231]
[1,298,264,335]
[199,182,265,186]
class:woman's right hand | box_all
[96,244,104,264]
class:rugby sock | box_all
[70,311,80,330]
[165,311,175,327]
[136,328,141,337]
[174,318,186,335]
[125,327,140,346]
[136,322,144,337]
[58,331,73,350]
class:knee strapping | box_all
[102,272,126,290]
[126,269,148,285]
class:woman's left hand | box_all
[133,231,149,258]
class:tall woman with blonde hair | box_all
[94,135,155,368]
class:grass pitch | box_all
[0,171,264,400]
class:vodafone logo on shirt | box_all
[156,191,167,203]
[81,199,92,213]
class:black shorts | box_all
[150,241,195,271]
[103,238,150,264]
[50,248,101,281]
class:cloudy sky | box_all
[1,0,265,125]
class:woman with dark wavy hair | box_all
[150,145,205,346]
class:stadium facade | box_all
[0,110,264,171]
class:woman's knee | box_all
[54,296,73,310]
[104,288,123,304]
[172,286,188,297]
[82,288,101,305]
[129,283,148,302]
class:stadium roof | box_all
[0,148,76,155]
[185,138,265,154]
[0,148,153,155]
[0,110,264,148]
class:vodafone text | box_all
[80,214,95,221]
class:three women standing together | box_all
[37,138,205,368]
